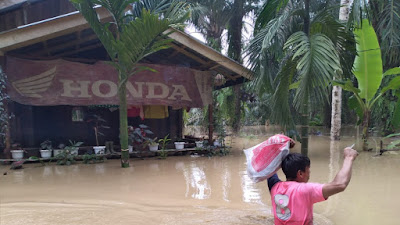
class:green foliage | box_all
[82,154,106,164]
[71,0,191,167]
[55,140,83,165]
[158,134,171,150]
[128,124,154,145]
[383,133,400,150]
[334,20,400,125]
[40,140,53,150]
[86,114,110,146]
[156,134,170,159]
[28,156,46,166]
[353,20,383,102]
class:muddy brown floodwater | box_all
[0,126,399,225]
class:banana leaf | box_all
[353,19,383,102]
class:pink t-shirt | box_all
[271,181,326,225]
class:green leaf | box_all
[383,67,400,76]
[289,81,299,90]
[392,97,400,129]
[348,95,363,123]
[353,19,383,102]
[380,76,400,94]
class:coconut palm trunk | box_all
[330,0,354,140]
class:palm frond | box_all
[71,0,117,59]
[269,56,297,131]
[311,11,356,79]
[284,32,341,111]
[93,0,136,25]
[255,0,289,31]
[129,0,191,24]
[114,9,172,77]
[377,0,400,66]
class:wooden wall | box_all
[10,103,183,148]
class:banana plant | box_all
[333,19,400,151]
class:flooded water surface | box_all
[1,127,399,225]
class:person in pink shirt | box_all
[267,147,358,224]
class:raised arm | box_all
[322,147,358,199]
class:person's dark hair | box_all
[281,153,310,180]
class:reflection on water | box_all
[241,169,263,204]
[188,162,210,200]
[1,126,399,225]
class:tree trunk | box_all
[119,78,129,168]
[330,0,353,140]
[232,84,241,133]
[208,103,214,145]
[301,98,310,156]
[228,0,244,133]
[301,0,310,156]
[362,110,370,151]
[330,85,342,140]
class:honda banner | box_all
[6,57,213,107]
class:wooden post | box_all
[208,103,213,146]
[0,56,11,158]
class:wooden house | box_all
[0,0,251,152]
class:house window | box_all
[72,107,84,122]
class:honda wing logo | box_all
[12,67,56,98]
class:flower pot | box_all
[128,145,133,153]
[40,149,52,159]
[11,150,24,159]
[53,149,64,157]
[149,144,159,152]
[93,146,106,155]
[195,141,204,148]
[174,142,185,150]
[213,140,221,147]
[70,147,79,156]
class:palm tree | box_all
[227,0,260,133]
[190,0,232,51]
[330,0,354,140]
[245,0,355,155]
[71,0,190,167]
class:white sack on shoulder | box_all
[244,134,293,183]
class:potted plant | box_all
[86,114,109,155]
[174,138,185,150]
[67,140,82,156]
[10,143,24,159]
[158,134,171,159]
[195,137,205,148]
[128,124,154,152]
[55,140,83,165]
[39,140,53,159]
[53,143,65,157]
[143,137,159,152]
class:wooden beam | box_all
[166,28,253,80]
[209,64,221,70]
[36,33,98,56]
[0,7,111,52]
[54,43,103,57]
[168,43,209,65]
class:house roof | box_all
[0,7,252,89]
